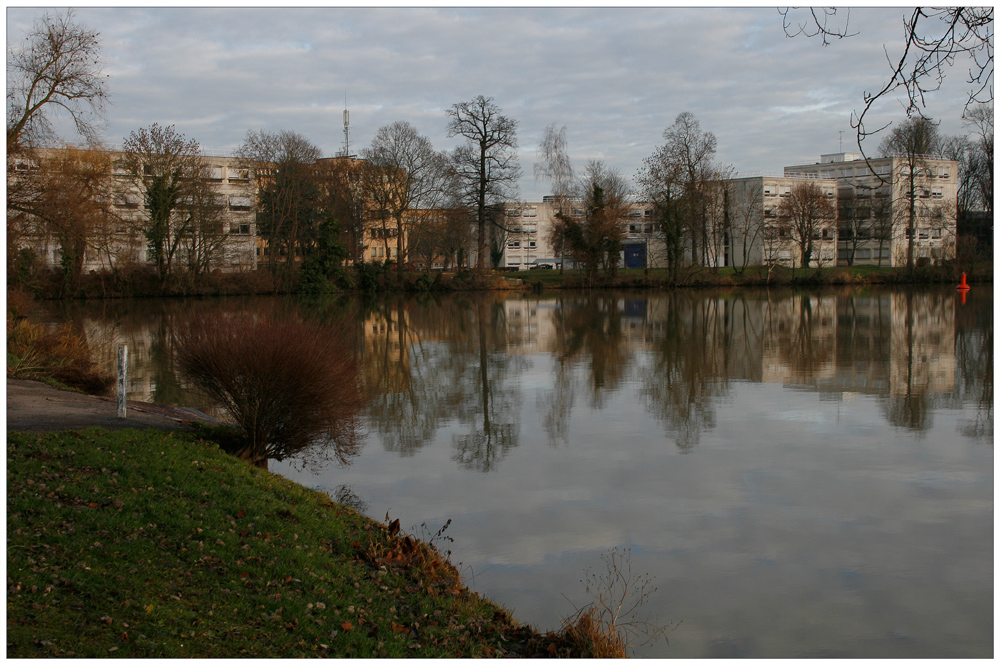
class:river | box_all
[35,285,993,657]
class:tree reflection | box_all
[452,298,523,472]
[553,294,632,409]
[878,291,954,433]
[638,291,731,451]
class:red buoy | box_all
[958,273,971,291]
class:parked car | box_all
[529,263,554,270]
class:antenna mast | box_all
[339,94,351,158]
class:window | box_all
[229,196,252,210]
[571,208,584,217]
[528,240,537,249]
[763,185,776,197]
[938,169,950,179]
[644,209,653,217]
[778,186,791,197]
[856,248,872,260]
[507,208,521,217]
[523,224,536,233]
[230,168,250,180]
[523,208,537,217]
[629,224,641,233]
[508,257,521,265]
[208,166,224,180]
[508,240,520,249]
[931,188,943,199]
[932,228,943,239]
[644,224,653,234]
[629,210,641,218]
[116,193,140,208]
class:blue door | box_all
[623,243,646,269]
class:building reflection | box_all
[42,286,983,467]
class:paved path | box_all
[6,378,219,433]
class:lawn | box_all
[7,427,562,657]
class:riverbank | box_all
[7,408,609,657]
[12,261,992,300]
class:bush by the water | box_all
[174,315,366,461]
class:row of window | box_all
[115,194,252,210]
[839,248,892,260]
[508,240,537,249]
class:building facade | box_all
[10,148,257,274]
[784,153,958,266]
[722,175,840,269]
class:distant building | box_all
[784,153,958,266]
[500,199,657,271]
[720,175,840,269]
[10,147,257,274]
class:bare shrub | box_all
[174,314,365,463]
[7,316,113,394]
[557,546,679,656]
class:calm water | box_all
[38,286,993,657]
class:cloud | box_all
[7,7,976,198]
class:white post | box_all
[117,344,128,419]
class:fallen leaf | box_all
[341,621,353,631]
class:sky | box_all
[6,5,983,201]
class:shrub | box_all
[174,315,366,463]
[7,316,113,394]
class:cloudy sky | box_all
[7,6,980,200]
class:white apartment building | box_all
[722,175,840,269]
[784,153,958,266]
[500,198,658,270]
[11,149,258,274]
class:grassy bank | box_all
[8,427,600,657]
[12,260,992,300]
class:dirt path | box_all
[6,378,219,433]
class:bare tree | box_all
[962,103,993,213]
[776,181,837,268]
[447,95,521,272]
[29,145,118,290]
[729,180,764,273]
[535,123,575,273]
[121,124,207,286]
[780,7,992,155]
[315,157,366,264]
[640,113,718,268]
[562,160,631,282]
[6,10,109,153]
[703,165,737,271]
[878,115,942,269]
[238,129,323,287]
[361,121,450,273]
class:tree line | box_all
[7,10,993,295]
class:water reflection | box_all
[39,285,993,467]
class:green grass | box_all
[7,428,553,657]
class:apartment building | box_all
[722,175,840,269]
[784,153,958,266]
[500,198,658,270]
[10,148,257,274]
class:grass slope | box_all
[7,428,553,658]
